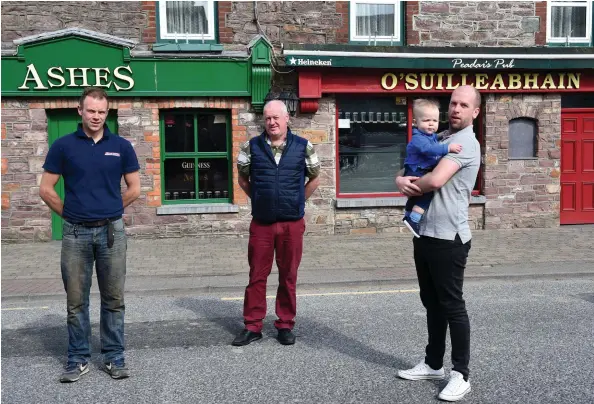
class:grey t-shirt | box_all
[419,125,480,243]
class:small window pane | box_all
[166,1,209,35]
[164,114,194,153]
[164,158,196,200]
[551,5,587,38]
[509,118,537,159]
[197,158,230,200]
[338,96,407,193]
[356,3,395,37]
[198,113,227,152]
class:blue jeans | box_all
[61,218,127,364]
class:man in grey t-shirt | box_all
[395,86,481,402]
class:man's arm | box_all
[396,158,460,196]
[238,174,251,196]
[39,171,64,216]
[305,176,320,200]
[122,171,141,208]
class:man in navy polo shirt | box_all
[39,87,140,382]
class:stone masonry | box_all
[0,1,153,51]
[483,94,561,229]
[0,95,336,241]
[407,1,543,47]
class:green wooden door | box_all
[46,110,118,240]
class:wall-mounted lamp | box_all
[264,90,299,116]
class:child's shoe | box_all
[403,216,421,238]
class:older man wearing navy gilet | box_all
[39,87,140,382]
[233,100,321,346]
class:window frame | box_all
[349,0,404,45]
[546,0,593,46]
[159,109,233,205]
[508,117,538,160]
[157,0,217,43]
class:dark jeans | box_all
[243,218,305,332]
[404,165,434,213]
[61,218,127,364]
[413,234,471,380]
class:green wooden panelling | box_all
[47,110,117,240]
[251,65,272,113]
[1,34,273,97]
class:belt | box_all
[74,216,122,228]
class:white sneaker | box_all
[397,361,445,380]
[438,370,471,402]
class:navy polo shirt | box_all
[43,124,140,222]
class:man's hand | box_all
[395,175,422,197]
[448,143,462,154]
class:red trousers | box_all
[243,218,305,332]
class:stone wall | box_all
[0,1,152,50]
[483,94,561,229]
[408,1,542,47]
[220,1,345,48]
[0,96,336,241]
[335,205,485,235]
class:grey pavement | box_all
[2,278,594,404]
[2,225,594,301]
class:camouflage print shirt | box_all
[237,135,321,179]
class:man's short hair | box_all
[412,98,440,119]
[263,100,288,116]
[79,86,108,108]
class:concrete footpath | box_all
[2,226,594,302]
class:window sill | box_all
[508,157,539,160]
[546,42,592,48]
[335,195,486,208]
[348,40,404,46]
[157,203,239,215]
[152,43,224,52]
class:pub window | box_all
[160,110,231,204]
[337,96,408,194]
[547,1,593,45]
[349,0,403,45]
[509,118,538,159]
[337,96,484,196]
[158,1,216,42]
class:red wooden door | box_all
[560,110,594,225]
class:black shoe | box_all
[277,328,296,345]
[59,362,89,383]
[232,329,262,346]
[403,216,421,238]
[104,359,130,379]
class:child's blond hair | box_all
[412,98,440,120]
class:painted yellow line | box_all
[221,289,419,301]
[1,306,49,311]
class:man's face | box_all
[78,96,108,133]
[448,87,480,132]
[263,102,289,137]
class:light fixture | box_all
[264,90,299,116]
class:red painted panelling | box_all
[560,110,594,224]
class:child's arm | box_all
[409,135,449,158]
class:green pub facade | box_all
[1,28,274,240]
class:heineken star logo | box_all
[289,57,297,65]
